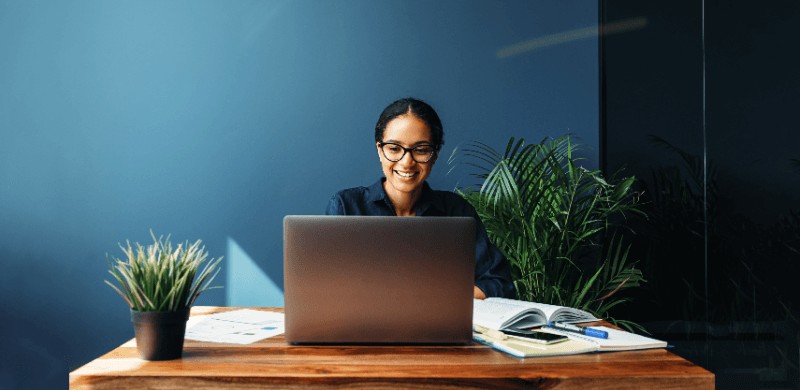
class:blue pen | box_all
[547,321,609,339]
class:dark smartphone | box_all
[503,329,569,344]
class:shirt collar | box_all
[367,178,445,215]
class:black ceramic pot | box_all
[130,307,191,361]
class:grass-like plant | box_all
[105,232,223,312]
[452,135,646,329]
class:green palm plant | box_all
[105,232,222,312]
[453,135,646,329]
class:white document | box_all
[185,309,285,344]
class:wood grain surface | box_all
[69,307,714,389]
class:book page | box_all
[590,327,667,350]
[486,298,598,324]
[473,299,546,330]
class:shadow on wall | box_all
[226,237,284,307]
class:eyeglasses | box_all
[379,142,438,163]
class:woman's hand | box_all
[473,286,487,299]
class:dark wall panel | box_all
[602,0,800,386]
[602,0,705,322]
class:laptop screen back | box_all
[283,215,475,344]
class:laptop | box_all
[283,215,475,345]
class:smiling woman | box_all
[377,115,437,215]
[325,98,515,299]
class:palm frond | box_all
[452,135,646,324]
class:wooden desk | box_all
[70,307,714,389]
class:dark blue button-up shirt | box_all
[325,178,515,298]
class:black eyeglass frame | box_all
[378,142,439,163]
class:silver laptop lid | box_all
[283,215,475,344]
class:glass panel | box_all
[706,1,800,387]
[602,0,800,387]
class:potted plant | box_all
[105,232,222,360]
[453,135,647,330]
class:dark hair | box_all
[374,97,444,149]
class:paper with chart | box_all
[185,309,285,344]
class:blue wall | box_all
[0,1,597,387]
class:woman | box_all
[326,97,515,299]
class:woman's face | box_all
[376,114,436,196]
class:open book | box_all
[473,326,667,358]
[473,298,598,331]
